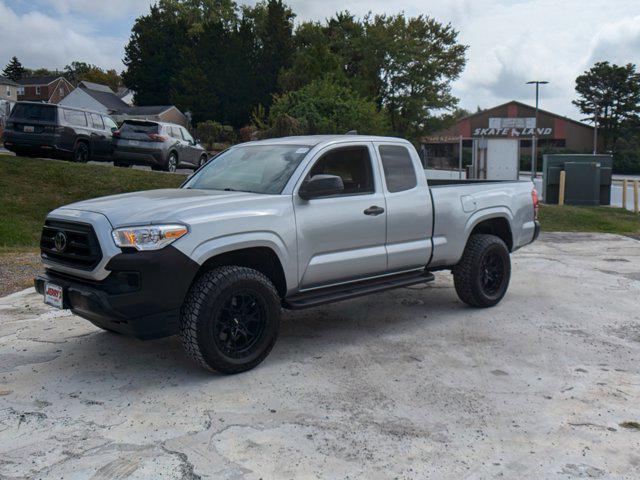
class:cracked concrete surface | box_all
[1,232,639,479]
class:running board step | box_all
[283,270,435,310]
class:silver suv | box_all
[112,120,208,172]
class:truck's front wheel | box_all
[179,266,281,374]
[453,234,511,308]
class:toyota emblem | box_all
[54,231,67,252]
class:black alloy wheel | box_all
[214,291,267,358]
[74,142,89,163]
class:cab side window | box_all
[379,145,417,193]
[308,146,374,196]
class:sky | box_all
[1,0,640,121]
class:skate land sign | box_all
[472,117,552,137]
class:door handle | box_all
[363,206,385,216]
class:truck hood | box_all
[58,188,270,227]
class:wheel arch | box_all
[465,209,514,252]
[193,246,287,299]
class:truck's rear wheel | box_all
[453,234,511,308]
[179,266,280,374]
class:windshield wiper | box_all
[223,187,259,194]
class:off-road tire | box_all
[179,266,281,374]
[453,234,511,308]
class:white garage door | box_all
[486,139,519,180]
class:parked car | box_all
[34,135,540,374]
[2,101,117,162]
[112,120,208,172]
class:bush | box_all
[268,78,390,136]
[195,121,237,149]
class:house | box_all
[17,75,74,103]
[115,105,188,127]
[59,81,189,127]
[59,81,130,114]
[117,87,135,106]
[0,76,19,102]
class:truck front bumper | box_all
[34,246,200,339]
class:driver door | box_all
[293,143,388,289]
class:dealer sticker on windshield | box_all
[44,283,64,309]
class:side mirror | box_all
[299,174,344,200]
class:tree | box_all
[3,56,26,81]
[573,61,640,152]
[279,12,467,139]
[268,77,390,135]
[64,61,121,91]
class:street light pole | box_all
[526,80,549,180]
[593,103,599,155]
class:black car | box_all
[2,102,118,162]
[112,120,208,172]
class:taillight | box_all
[147,133,167,142]
[112,130,121,138]
[532,188,539,220]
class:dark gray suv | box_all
[112,120,208,172]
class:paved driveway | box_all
[0,233,639,479]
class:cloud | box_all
[2,0,640,121]
[0,1,125,71]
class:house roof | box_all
[79,81,115,94]
[17,75,63,86]
[126,105,174,115]
[458,100,593,129]
[0,76,19,86]
[81,88,130,112]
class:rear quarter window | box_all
[63,109,88,127]
[379,145,418,193]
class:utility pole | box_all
[526,80,549,180]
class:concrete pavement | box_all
[0,233,639,479]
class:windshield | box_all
[184,144,311,194]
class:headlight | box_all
[112,224,188,251]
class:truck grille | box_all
[40,220,103,270]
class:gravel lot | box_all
[0,232,639,479]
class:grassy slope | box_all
[1,154,638,250]
[539,204,639,237]
[0,155,185,249]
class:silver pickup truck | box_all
[35,135,540,373]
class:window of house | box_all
[35,86,41,95]
[378,145,417,193]
[307,146,374,196]
[62,109,87,127]
[5,87,9,97]
[90,113,104,129]
[59,87,64,97]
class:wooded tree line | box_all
[2,57,121,92]
[573,61,640,173]
[122,0,467,141]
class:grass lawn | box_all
[539,204,639,237]
[0,155,185,249]
[1,154,638,251]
